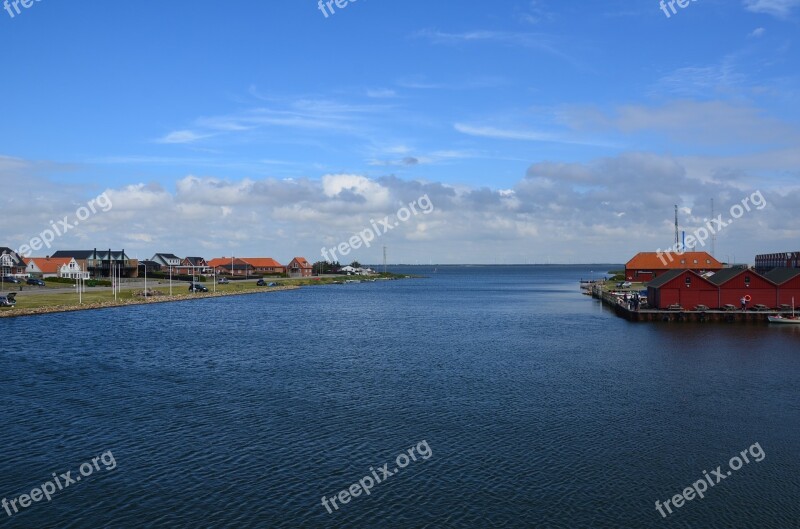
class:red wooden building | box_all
[707,268,778,308]
[647,269,719,309]
[764,268,800,307]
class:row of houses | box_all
[646,267,800,310]
[1,248,313,280]
[621,250,800,310]
[626,250,800,281]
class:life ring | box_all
[744,295,752,302]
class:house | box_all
[178,257,210,276]
[646,269,720,309]
[240,258,285,275]
[763,268,800,308]
[708,268,778,308]
[625,252,724,281]
[50,249,138,278]
[138,260,162,274]
[755,252,800,274]
[150,253,182,269]
[208,257,254,277]
[339,265,375,276]
[25,257,90,279]
[287,257,312,278]
[0,247,27,277]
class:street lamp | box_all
[139,261,147,301]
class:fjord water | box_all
[1,266,798,528]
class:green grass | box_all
[0,274,409,313]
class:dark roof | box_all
[154,253,181,260]
[706,267,748,286]
[51,250,130,260]
[763,268,800,285]
[0,247,24,264]
[51,250,95,259]
[645,269,687,288]
[184,257,206,265]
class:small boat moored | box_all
[768,315,800,324]
[769,297,800,324]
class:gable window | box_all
[685,276,692,288]
[744,276,751,286]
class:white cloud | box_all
[743,0,800,17]
[2,151,797,264]
[563,100,798,147]
[156,130,210,144]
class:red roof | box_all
[241,258,283,268]
[291,257,312,269]
[25,257,73,274]
[626,252,723,271]
[208,257,248,268]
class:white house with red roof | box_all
[25,257,90,279]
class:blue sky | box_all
[1,0,799,264]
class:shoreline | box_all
[0,285,301,319]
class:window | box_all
[680,259,686,264]
[693,259,698,264]
[685,276,692,287]
[744,276,751,286]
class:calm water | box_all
[1,266,798,528]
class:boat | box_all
[769,298,800,324]
[768,315,800,324]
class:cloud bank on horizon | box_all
[1,0,798,264]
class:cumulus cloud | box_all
[1,150,796,264]
[743,0,800,17]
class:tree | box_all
[350,261,362,269]
[313,261,340,275]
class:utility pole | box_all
[383,246,387,274]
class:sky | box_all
[1,0,799,265]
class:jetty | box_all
[587,284,796,324]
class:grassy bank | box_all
[0,274,410,318]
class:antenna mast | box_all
[674,205,679,246]
[710,198,716,258]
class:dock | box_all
[587,283,794,323]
